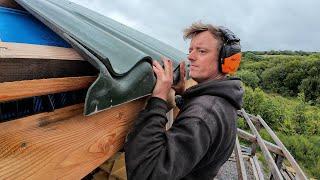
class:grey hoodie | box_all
[125,78,244,180]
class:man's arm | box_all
[124,96,213,180]
[124,57,214,179]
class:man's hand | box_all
[172,61,186,95]
[152,57,173,101]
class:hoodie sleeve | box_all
[124,97,214,180]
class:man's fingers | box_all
[152,64,161,78]
[161,57,173,77]
[153,60,164,72]
[180,61,186,80]
[169,59,173,78]
[161,57,169,75]
[152,58,174,101]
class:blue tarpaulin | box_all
[0,6,70,47]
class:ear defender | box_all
[218,26,242,74]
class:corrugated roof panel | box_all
[15,0,185,75]
[15,0,186,115]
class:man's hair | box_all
[183,22,225,52]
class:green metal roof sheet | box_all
[15,0,186,115]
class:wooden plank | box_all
[0,42,83,60]
[109,153,126,179]
[250,120,261,156]
[237,110,260,124]
[257,115,308,180]
[249,157,259,180]
[271,155,286,180]
[0,96,148,179]
[0,0,23,10]
[0,76,96,102]
[237,128,284,156]
[253,155,265,180]
[234,136,248,180]
[241,109,283,180]
[282,166,295,180]
[0,58,97,83]
[0,42,97,83]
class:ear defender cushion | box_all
[221,52,241,74]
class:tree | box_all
[236,70,260,89]
[243,86,285,130]
[299,77,320,105]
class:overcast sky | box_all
[70,0,319,52]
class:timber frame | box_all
[235,110,308,180]
[0,42,148,179]
[0,42,309,179]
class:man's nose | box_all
[188,51,196,61]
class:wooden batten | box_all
[257,115,308,180]
[0,43,97,83]
[234,136,248,180]
[0,76,96,102]
[241,109,283,180]
[237,128,284,156]
[0,96,148,179]
[0,42,83,60]
[0,58,97,83]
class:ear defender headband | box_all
[218,26,241,74]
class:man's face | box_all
[188,31,220,83]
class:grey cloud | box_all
[70,0,320,52]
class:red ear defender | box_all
[221,52,242,74]
[218,26,241,74]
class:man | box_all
[124,22,244,180]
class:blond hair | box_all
[183,22,224,51]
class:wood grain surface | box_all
[0,97,147,179]
[0,42,83,60]
[0,76,96,102]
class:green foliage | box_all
[299,77,320,105]
[259,130,320,178]
[242,52,263,61]
[242,86,285,131]
[292,94,308,134]
[260,65,287,94]
[237,117,248,130]
[242,85,320,135]
[242,52,320,104]
[246,50,316,56]
[239,52,320,178]
[236,70,260,88]
[277,134,320,178]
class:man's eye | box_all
[199,50,206,54]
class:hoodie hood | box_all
[182,78,244,109]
